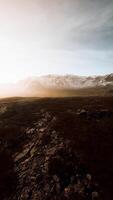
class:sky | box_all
[0,0,113,83]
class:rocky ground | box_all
[12,111,102,200]
[0,97,113,200]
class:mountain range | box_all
[1,73,113,97]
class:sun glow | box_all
[0,37,48,84]
[0,0,113,85]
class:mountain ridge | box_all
[0,73,113,97]
[20,73,113,89]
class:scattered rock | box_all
[92,191,99,200]
[76,108,113,120]
[8,112,102,200]
[77,109,87,117]
[0,105,7,114]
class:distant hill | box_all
[0,74,113,97]
[17,74,113,97]
[20,73,113,89]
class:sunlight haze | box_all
[0,0,113,84]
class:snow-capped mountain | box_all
[21,73,113,90]
[0,74,113,97]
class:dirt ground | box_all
[0,97,113,200]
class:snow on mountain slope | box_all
[23,74,113,90]
[0,74,113,97]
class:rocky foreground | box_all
[5,110,101,200]
[1,97,113,200]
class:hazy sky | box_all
[0,0,113,83]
